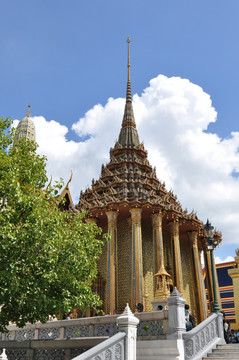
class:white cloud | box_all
[215,256,235,264]
[14,75,239,254]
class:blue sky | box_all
[1,0,239,262]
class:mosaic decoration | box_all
[39,328,60,340]
[93,324,118,337]
[15,329,35,341]
[35,349,65,360]
[70,348,87,358]
[6,349,27,360]
[64,325,89,339]
[137,320,163,337]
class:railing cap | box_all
[116,304,139,326]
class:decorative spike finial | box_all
[118,37,140,147]
[66,170,73,189]
[127,36,131,82]
[26,104,31,118]
[46,175,53,191]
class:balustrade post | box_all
[216,312,224,341]
[166,287,186,340]
[0,349,8,360]
[26,349,33,360]
[116,304,139,360]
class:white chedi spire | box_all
[15,105,36,142]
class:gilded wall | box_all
[117,218,132,312]
[142,220,154,311]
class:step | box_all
[202,343,239,359]
[203,358,239,360]
[212,349,239,353]
[208,353,239,356]
[217,344,239,349]
[204,356,239,359]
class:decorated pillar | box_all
[130,208,143,309]
[106,210,118,314]
[152,212,164,273]
[170,221,183,295]
[188,231,207,321]
[152,212,171,304]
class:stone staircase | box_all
[203,344,239,359]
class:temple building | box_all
[76,38,222,323]
[15,105,36,142]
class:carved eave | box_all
[213,230,223,247]
[199,228,222,250]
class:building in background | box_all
[204,261,235,321]
[228,249,239,330]
[203,250,239,330]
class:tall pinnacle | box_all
[26,104,31,118]
[118,37,140,148]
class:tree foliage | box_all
[0,117,107,331]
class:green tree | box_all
[0,117,107,332]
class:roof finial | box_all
[66,170,73,189]
[118,37,140,147]
[26,104,31,118]
[127,36,131,82]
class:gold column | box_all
[189,231,207,321]
[106,211,118,314]
[152,212,164,273]
[170,221,183,294]
[130,208,143,309]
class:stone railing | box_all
[0,305,167,359]
[71,332,126,360]
[0,310,167,342]
[72,304,140,360]
[183,312,224,360]
[138,288,225,360]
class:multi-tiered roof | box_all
[76,38,221,242]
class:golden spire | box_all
[118,36,140,148]
[127,36,131,82]
[126,36,132,104]
[26,104,31,118]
